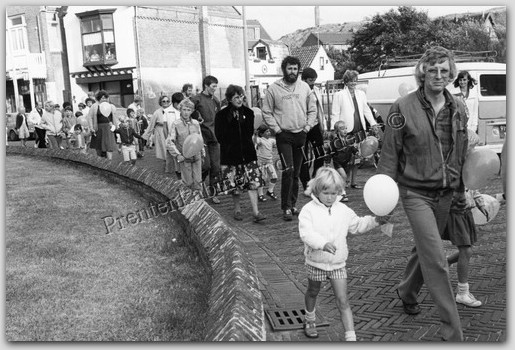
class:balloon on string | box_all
[182,133,204,158]
[471,194,500,225]
[363,174,399,216]
[462,147,500,190]
[252,107,263,130]
[360,136,379,158]
[99,102,112,118]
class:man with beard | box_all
[262,56,317,221]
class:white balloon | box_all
[471,194,500,225]
[363,174,399,216]
[252,107,264,130]
[99,102,112,118]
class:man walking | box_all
[377,46,468,341]
[299,67,327,194]
[262,56,317,221]
[191,75,222,204]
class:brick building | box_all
[6,6,68,113]
[62,5,246,114]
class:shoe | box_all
[211,196,221,204]
[253,212,266,223]
[340,194,349,202]
[456,293,482,307]
[396,289,421,315]
[291,207,300,216]
[258,195,267,202]
[350,184,363,189]
[266,191,278,200]
[233,211,243,221]
[283,209,293,221]
[304,320,318,338]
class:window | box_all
[77,9,117,65]
[479,74,506,96]
[320,57,325,70]
[7,15,28,54]
[256,47,267,60]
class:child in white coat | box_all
[298,167,390,341]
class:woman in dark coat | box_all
[215,85,266,223]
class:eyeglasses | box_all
[232,95,244,101]
[427,68,450,77]
[161,99,170,103]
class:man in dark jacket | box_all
[377,46,468,341]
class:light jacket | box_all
[262,78,317,134]
[298,195,379,271]
[377,88,469,192]
[166,118,203,158]
[330,87,376,131]
[41,110,62,136]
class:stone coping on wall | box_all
[6,146,266,341]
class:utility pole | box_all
[242,6,251,102]
[198,6,211,77]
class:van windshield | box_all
[480,74,506,96]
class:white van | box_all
[358,62,506,153]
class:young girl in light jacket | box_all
[298,167,390,341]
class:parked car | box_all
[358,62,506,154]
[6,112,36,141]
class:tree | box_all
[348,6,506,73]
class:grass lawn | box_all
[5,155,210,341]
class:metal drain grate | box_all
[264,308,330,331]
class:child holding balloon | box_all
[166,99,205,191]
[298,167,390,341]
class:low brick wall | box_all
[6,146,266,341]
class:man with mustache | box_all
[262,56,317,221]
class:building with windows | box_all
[290,45,335,84]
[6,6,68,113]
[62,5,246,114]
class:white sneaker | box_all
[456,292,482,307]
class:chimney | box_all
[315,6,320,27]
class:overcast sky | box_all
[244,5,501,40]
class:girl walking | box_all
[298,167,390,341]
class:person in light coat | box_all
[330,70,379,189]
[299,167,390,340]
[40,100,63,149]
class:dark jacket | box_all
[215,105,257,166]
[377,87,468,191]
[191,92,221,143]
[114,125,142,145]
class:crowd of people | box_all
[12,46,505,342]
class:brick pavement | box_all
[16,140,507,342]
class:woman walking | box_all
[215,85,266,223]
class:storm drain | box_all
[264,308,330,331]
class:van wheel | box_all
[9,130,19,142]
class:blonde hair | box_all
[307,167,345,197]
[178,98,194,110]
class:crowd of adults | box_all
[11,47,506,342]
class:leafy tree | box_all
[348,6,506,73]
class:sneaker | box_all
[253,212,266,223]
[456,293,482,307]
[304,320,318,338]
[258,195,267,202]
[266,191,278,200]
[291,207,300,216]
[283,209,293,221]
[340,194,349,202]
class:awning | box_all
[71,67,136,84]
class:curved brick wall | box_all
[6,146,266,341]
